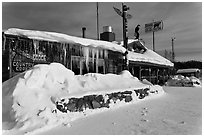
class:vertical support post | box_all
[149,68,151,82]
[131,66,134,75]
[9,41,12,78]
[164,69,167,82]
[162,69,165,84]
[139,66,142,80]
[156,68,159,84]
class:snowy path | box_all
[39,86,202,135]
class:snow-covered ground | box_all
[39,86,202,135]
[2,63,164,135]
[2,63,202,135]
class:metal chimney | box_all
[103,26,112,32]
[82,27,86,38]
[100,26,115,42]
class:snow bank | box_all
[166,75,201,87]
[2,63,165,134]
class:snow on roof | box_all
[128,50,173,67]
[4,28,173,67]
[120,39,174,67]
[177,68,200,73]
[4,28,126,53]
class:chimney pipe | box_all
[82,27,86,38]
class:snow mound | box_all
[2,63,165,134]
[142,79,153,86]
[119,70,134,78]
[166,75,201,87]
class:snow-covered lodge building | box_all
[2,28,174,84]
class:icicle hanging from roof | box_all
[33,39,39,54]
[96,48,99,72]
[63,43,66,65]
[104,50,108,58]
[83,46,89,72]
[99,49,103,58]
[3,34,6,51]
[92,48,96,68]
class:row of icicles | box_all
[33,39,108,72]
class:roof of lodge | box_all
[123,39,174,67]
[4,28,173,67]
[4,28,125,53]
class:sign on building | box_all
[145,20,163,33]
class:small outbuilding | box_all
[176,68,201,78]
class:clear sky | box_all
[2,2,202,61]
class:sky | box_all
[2,2,202,61]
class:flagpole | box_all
[96,2,99,40]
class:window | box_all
[72,44,82,56]
[98,59,105,74]
[81,57,97,74]
[71,56,80,75]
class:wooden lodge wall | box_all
[2,33,172,84]
[129,61,172,85]
[2,34,124,82]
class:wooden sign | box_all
[145,20,163,33]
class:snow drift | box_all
[166,75,201,87]
[2,63,164,134]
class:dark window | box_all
[72,56,80,75]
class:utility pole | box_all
[96,2,99,40]
[152,19,155,52]
[171,37,176,62]
[153,30,155,51]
